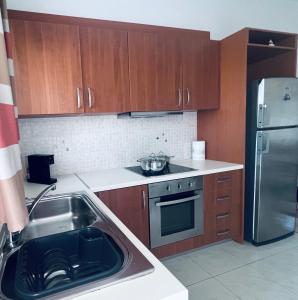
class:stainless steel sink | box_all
[0,192,154,300]
[22,194,97,240]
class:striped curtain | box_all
[0,0,28,232]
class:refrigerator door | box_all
[257,78,298,129]
[254,127,298,243]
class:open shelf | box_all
[247,43,296,63]
[248,29,297,48]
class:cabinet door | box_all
[128,31,182,111]
[80,27,130,113]
[97,185,150,247]
[10,20,83,115]
[201,40,220,110]
[182,33,204,110]
[182,36,219,110]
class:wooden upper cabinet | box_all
[182,35,219,110]
[80,27,130,113]
[128,31,183,111]
[182,33,204,110]
[201,40,220,110]
[10,11,219,115]
[10,19,84,115]
[97,185,150,247]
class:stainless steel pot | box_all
[137,152,174,173]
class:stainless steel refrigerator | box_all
[245,77,298,245]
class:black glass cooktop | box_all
[126,164,196,177]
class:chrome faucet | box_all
[28,183,56,217]
[6,183,56,249]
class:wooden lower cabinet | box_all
[96,185,150,247]
[96,170,243,259]
[151,170,243,258]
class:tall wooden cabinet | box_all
[11,19,84,115]
[198,28,297,165]
[96,185,150,247]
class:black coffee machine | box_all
[27,154,57,184]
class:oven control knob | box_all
[188,182,194,188]
[166,185,171,192]
[178,183,182,190]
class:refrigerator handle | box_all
[257,132,270,154]
[258,104,268,128]
[262,132,270,154]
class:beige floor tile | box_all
[217,264,298,300]
[162,254,211,286]
[188,278,238,300]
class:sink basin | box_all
[0,192,154,300]
[22,194,97,240]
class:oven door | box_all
[149,190,204,248]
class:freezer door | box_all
[257,78,298,128]
[254,127,298,243]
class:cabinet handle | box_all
[186,88,190,105]
[178,88,182,107]
[76,87,81,109]
[216,196,230,202]
[217,177,232,183]
[142,190,146,210]
[216,213,230,219]
[88,88,92,109]
[216,230,230,236]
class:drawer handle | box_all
[217,177,231,183]
[216,213,230,219]
[216,230,230,236]
[216,196,230,202]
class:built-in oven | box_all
[149,176,204,248]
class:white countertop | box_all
[22,159,243,299]
[24,175,188,300]
[24,174,87,199]
[77,159,243,192]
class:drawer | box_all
[215,213,231,240]
[215,195,231,214]
[215,174,232,197]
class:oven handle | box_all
[155,195,200,207]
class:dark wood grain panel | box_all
[80,26,130,113]
[128,30,182,111]
[10,19,83,116]
[198,29,248,164]
[182,35,219,110]
[182,33,204,110]
[97,185,150,247]
[230,169,244,243]
[247,50,297,80]
[215,196,232,215]
[201,40,220,110]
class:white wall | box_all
[7,0,298,39]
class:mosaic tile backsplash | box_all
[18,112,197,176]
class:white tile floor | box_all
[162,234,298,300]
